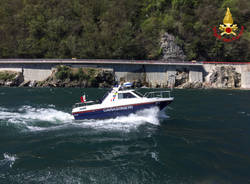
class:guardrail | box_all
[2,59,249,65]
[202,61,250,65]
[0,59,203,66]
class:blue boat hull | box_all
[73,100,172,120]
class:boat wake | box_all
[0,105,73,132]
[76,107,161,131]
[0,105,167,132]
[0,106,73,124]
[0,153,18,168]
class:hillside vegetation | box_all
[0,0,249,61]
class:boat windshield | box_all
[133,91,144,97]
[100,89,112,102]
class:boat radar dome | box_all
[123,82,133,88]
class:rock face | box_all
[160,33,186,61]
[204,66,241,88]
[173,69,203,89]
[0,71,24,86]
[175,70,189,87]
[167,66,241,89]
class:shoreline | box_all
[0,85,249,91]
[1,61,249,89]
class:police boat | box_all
[72,84,174,120]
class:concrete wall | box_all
[189,70,203,83]
[23,68,52,81]
[114,64,144,82]
[241,65,250,88]
[113,64,170,87]
[0,68,22,72]
[113,64,203,87]
[0,64,23,73]
[0,61,249,89]
[144,65,168,87]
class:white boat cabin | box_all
[101,86,144,105]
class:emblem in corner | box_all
[212,7,244,42]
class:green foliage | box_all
[55,65,71,80]
[55,66,100,85]
[0,71,16,81]
[77,68,87,81]
[86,68,96,77]
[69,68,88,81]
[0,0,249,61]
[88,77,98,87]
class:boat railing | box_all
[73,103,86,108]
[73,101,97,108]
[143,91,172,98]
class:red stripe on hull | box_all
[72,101,157,115]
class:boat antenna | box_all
[114,75,119,87]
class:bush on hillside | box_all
[55,65,72,80]
[0,71,16,81]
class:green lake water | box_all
[0,88,250,184]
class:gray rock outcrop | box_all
[164,65,241,89]
[205,66,241,88]
[175,70,189,87]
[160,33,186,61]
[0,71,24,86]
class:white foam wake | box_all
[0,105,167,132]
[75,107,161,131]
[0,105,73,131]
[0,153,18,168]
[0,105,74,124]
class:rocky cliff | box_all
[204,66,241,89]
[160,33,186,62]
[171,66,241,89]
